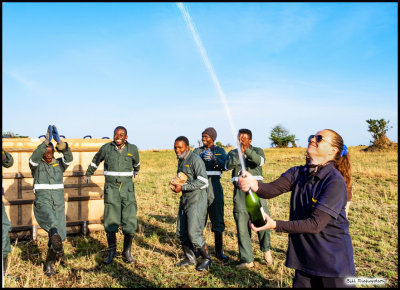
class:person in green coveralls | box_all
[171,136,212,271]
[2,149,14,277]
[84,126,140,265]
[29,125,73,276]
[193,127,228,261]
[226,128,273,270]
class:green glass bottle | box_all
[245,189,266,227]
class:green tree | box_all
[366,119,392,144]
[269,125,297,148]
[365,118,393,149]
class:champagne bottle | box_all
[245,189,266,227]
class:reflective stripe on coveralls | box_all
[206,171,222,177]
[33,184,64,193]
[104,171,134,176]
[197,176,209,189]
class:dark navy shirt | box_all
[281,163,356,277]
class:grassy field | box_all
[4,146,398,288]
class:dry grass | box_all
[4,146,398,288]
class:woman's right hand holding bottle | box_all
[238,170,259,192]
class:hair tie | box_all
[340,144,348,157]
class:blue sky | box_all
[2,2,398,150]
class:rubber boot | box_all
[2,256,7,277]
[190,243,200,259]
[103,231,117,265]
[49,228,63,254]
[122,233,135,264]
[214,232,228,261]
[175,243,197,267]
[44,248,57,277]
[196,244,212,271]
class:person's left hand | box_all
[249,211,276,232]
[173,184,182,193]
[52,125,60,143]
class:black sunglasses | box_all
[308,134,334,146]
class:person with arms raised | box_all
[29,125,73,276]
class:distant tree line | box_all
[2,131,29,138]
[3,118,394,149]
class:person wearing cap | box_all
[172,136,212,271]
[84,126,140,265]
[29,125,73,276]
[2,149,14,277]
[193,127,228,261]
[238,129,355,288]
[226,128,273,269]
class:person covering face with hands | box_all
[226,129,273,270]
[239,129,355,288]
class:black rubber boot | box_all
[103,231,117,265]
[122,233,135,264]
[44,248,57,277]
[196,244,212,271]
[3,256,7,277]
[49,228,63,254]
[175,243,197,267]
[190,243,200,259]
[214,232,228,261]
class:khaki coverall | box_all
[85,141,140,234]
[176,151,209,249]
[226,145,271,263]
[2,150,13,258]
[29,142,73,242]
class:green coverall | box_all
[85,141,140,234]
[193,145,226,233]
[176,150,208,249]
[2,150,13,258]
[226,145,271,263]
[29,142,73,241]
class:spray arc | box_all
[176,3,257,203]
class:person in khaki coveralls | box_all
[29,125,73,276]
[171,136,212,271]
[226,128,273,270]
[84,126,140,265]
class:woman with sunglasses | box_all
[238,129,355,288]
